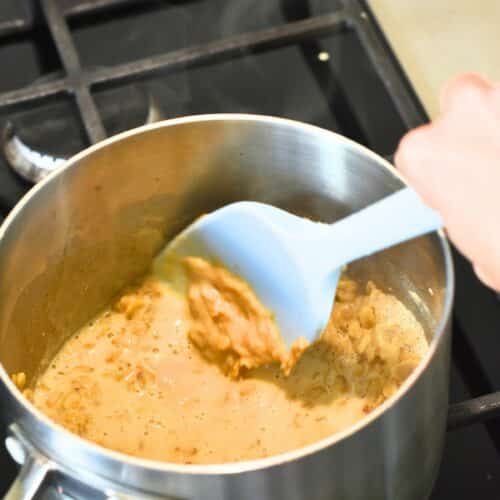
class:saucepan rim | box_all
[0,113,454,476]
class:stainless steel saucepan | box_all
[0,114,457,499]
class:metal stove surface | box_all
[1,1,500,498]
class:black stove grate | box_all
[0,0,425,145]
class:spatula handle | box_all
[324,187,443,266]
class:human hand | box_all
[395,73,500,290]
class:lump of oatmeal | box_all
[321,279,427,407]
[184,256,308,378]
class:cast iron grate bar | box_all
[0,0,146,37]
[40,0,106,143]
[87,11,348,85]
[58,0,145,18]
[346,1,427,129]
[0,79,69,108]
[448,316,500,454]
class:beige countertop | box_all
[369,0,500,118]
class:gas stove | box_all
[1,1,500,498]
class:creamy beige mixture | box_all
[184,256,309,378]
[15,262,428,465]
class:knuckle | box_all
[395,127,430,168]
[473,263,500,291]
[441,73,493,111]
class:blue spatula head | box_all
[155,202,340,347]
[155,188,443,348]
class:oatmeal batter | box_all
[20,264,428,465]
[184,256,308,378]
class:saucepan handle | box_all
[3,456,52,500]
[3,424,186,500]
[3,426,54,500]
[447,391,500,430]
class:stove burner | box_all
[2,122,64,183]
[1,86,163,183]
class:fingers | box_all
[395,71,499,210]
[395,72,500,292]
[394,125,430,176]
[439,72,494,113]
[394,124,440,210]
[473,264,500,291]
